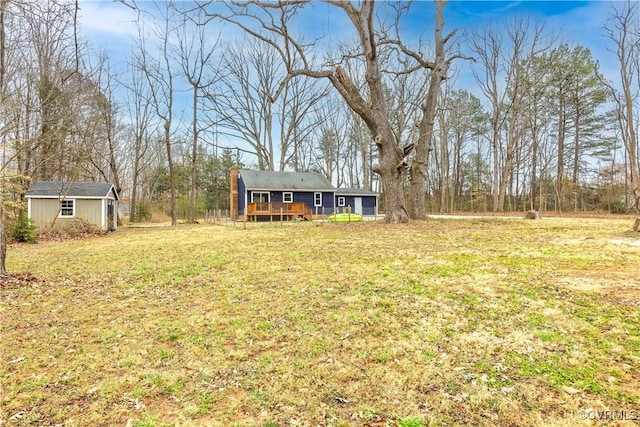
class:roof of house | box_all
[335,188,379,197]
[25,181,119,200]
[239,169,334,191]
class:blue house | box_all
[230,167,378,220]
[335,188,379,215]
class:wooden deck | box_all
[246,202,315,221]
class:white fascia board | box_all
[24,195,109,200]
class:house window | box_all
[337,197,345,207]
[60,199,75,217]
[283,192,293,203]
[251,192,269,203]
[314,192,322,207]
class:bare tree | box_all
[603,0,640,229]
[203,1,456,222]
[212,38,281,170]
[1,0,8,278]
[385,1,463,219]
[175,12,220,223]
[123,59,156,223]
[134,2,178,226]
[469,18,549,212]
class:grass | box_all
[1,217,639,426]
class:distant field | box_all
[2,217,639,426]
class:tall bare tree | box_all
[386,1,462,219]
[123,59,156,223]
[175,13,219,223]
[134,2,178,226]
[204,1,454,222]
[469,18,549,212]
[1,0,8,277]
[603,0,640,229]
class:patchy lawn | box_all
[2,217,639,426]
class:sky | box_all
[74,0,626,168]
[76,0,622,87]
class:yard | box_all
[1,217,639,426]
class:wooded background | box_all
[1,0,639,224]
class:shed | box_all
[230,167,335,220]
[335,188,378,215]
[25,181,119,231]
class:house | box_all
[230,167,378,220]
[335,188,378,215]
[25,181,119,231]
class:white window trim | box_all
[283,192,293,203]
[314,192,322,207]
[337,196,345,207]
[59,199,75,218]
[251,192,270,203]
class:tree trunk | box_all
[408,1,450,220]
[0,203,8,278]
[0,0,8,278]
[164,120,177,227]
[375,134,410,223]
[189,86,197,223]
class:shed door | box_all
[107,199,115,231]
[354,197,362,215]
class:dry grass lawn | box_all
[1,217,639,426]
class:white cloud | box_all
[78,0,139,38]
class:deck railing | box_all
[246,202,313,219]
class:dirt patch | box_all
[0,272,40,289]
[561,276,640,307]
[609,238,640,247]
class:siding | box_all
[362,196,376,215]
[292,191,334,214]
[240,189,335,214]
[336,195,377,215]
[238,178,246,215]
[29,198,104,229]
[77,199,102,226]
[30,199,60,227]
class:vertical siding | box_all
[362,196,376,215]
[322,193,335,210]
[344,196,355,212]
[291,192,334,214]
[76,199,102,226]
[29,199,60,228]
[28,198,106,229]
[270,192,282,203]
[238,178,246,215]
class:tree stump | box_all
[634,217,640,232]
[525,210,541,220]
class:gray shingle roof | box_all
[335,188,379,196]
[239,169,334,191]
[25,181,118,199]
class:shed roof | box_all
[25,181,119,200]
[239,169,334,191]
[335,188,379,197]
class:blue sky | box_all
[77,1,618,82]
[74,0,623,170]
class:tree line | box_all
[1,0,639,230]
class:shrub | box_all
[8,213,36,243]
[136,203,152,222]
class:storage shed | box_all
[25,181,119,231]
